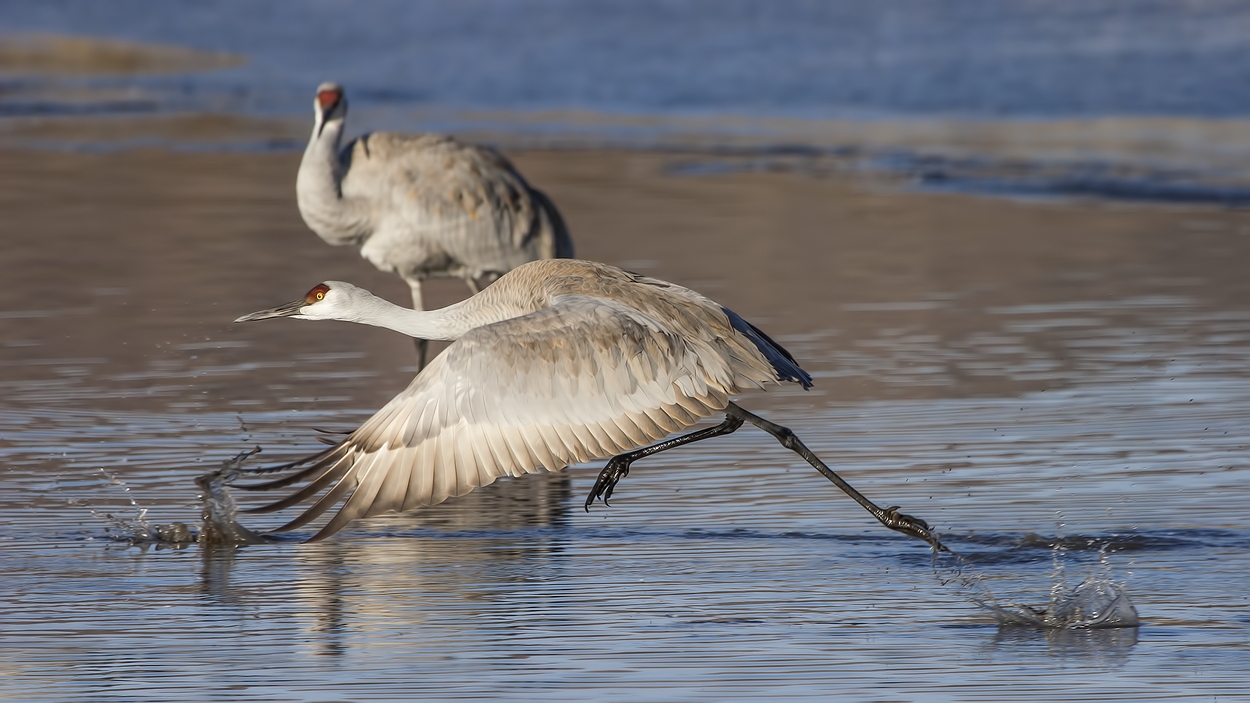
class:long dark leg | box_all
[584,414,744,511]
[414,339,429,370]
[407,278,430,370]
[725,402,948,552]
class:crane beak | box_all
[235,300,305,323]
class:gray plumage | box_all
[234,259,812,541]
[296,82,573,363]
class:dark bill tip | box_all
[234,300,304,323]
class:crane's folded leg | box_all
[407,278,430,370]
[414,339,429,370]
[584,402,949,552]
[584,414,744,510]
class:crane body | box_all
[297,82,573,364]
[234,259,946,551]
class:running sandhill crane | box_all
[297,82,574,367]
[233,259,947,551]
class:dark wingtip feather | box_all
[723,307,813,389]
[236,444,337,476]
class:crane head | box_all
[235,283,336,323]
[235,281,385,325]
[314,82,347,135]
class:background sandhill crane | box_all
[297,82,574,367]
[233,259,947,551]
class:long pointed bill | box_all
[235,300,305,323]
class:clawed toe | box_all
[883,505,931,531]
[583,459,631,512]
[879,506,948,552]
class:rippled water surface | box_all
[2,143,1249,700]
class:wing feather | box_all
[311,454,387,538]
[588,420,628,454]
[467,425,499,489]
[242,452,354,513]
[412,440,438,509]
[500,424,535,476]
[481,424,516,480]
[271,461,361,533]
[524,424,563,472]
[433,425,457,504]
[454,425,479,498]
[609,414,651,447]
[567,421,604,459]
[369,448,413,518]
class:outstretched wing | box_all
[239,295,753,541]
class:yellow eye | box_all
[304,284,331,304]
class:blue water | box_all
[2,0,1250,121]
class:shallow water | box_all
[1,144,1249,700]
[5,371,1248,701]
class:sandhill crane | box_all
[297,82,574,367]
[233,259,947,551]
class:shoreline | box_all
[6,110,1250,208]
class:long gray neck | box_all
[296,118,371,243]
[334,293,483,342]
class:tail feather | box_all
[723,307,813,389]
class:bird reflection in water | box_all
[197,470,572,658]
[294,472,570,658]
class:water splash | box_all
[934,534,1140,629]
[73,468,196,546]
[193,447,270,546]
[74,449,269,547]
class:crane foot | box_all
[584,455,632,511]
[879,505,949,552]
